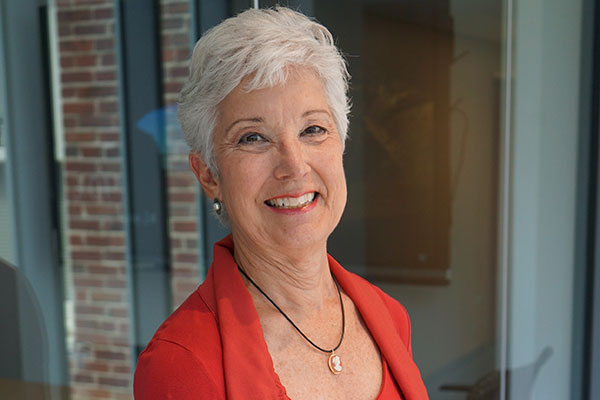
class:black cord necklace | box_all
[237,264,346,375]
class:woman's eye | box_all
[302,125,327,136]
[238,133,265,144]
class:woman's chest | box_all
[261,303,384,400]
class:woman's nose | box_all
[273,139,310,180]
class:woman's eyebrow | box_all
[302,109,331,118]
[225,117,263,135]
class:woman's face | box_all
[192,67,347,252]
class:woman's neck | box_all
[232,232,337,314]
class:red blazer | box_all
[134,236,428,399]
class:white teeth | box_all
[266,193,316,209]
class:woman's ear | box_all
[189,152,220,199]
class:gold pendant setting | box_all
[328,351,343,374]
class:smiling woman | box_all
[194,67,347,255]
[133,7,428,400]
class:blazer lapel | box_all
[329,255,429,400]
[210,237,288,399]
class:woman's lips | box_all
[265,192,317,209]
[264,192,318,214]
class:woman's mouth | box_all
[265,192,317,209]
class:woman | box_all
[134,7,427,399]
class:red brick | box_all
[68,204,82,213]
[83,361,110,373]
[104,147,120,157]
[118,322,130,333]
[76,318,115,331]
[169,192,195,202]
[168,175,193,186]
[83,175,117,186]
[93,8,113,20]
[168,66,189,78]
[99,101,117,113]
[106,279,127,289]
[60,39,94,52]
[112,365,131,374]
[105,252,125,261]
[173,221,196,232]
[63,116,77,127]
[77,86,117,98]
[102,192,123,201]
[96,70,116,81]
[74,332,109,345]
[69,191,100,202]
[74,278,103,288]
[87,205,119,215]
[72,250,102,261]
[108,307,128,318]
[62,87,77,97]
[66,161,96,172]
[76,289,88,301]
[162,49,176,62]
[72,388,111,399]
[175,49,190,61]
[101,54,115,66]
[63,102,94,113]
[98,377,129,388]
[91,291,121,302]
[172,267,197,277]
[70,235,84,245]
[81,147,102,157]
[163,33,189,47]
[73,24,106,35]
[61,71,93,83]
[58,25,71,36]
[174,253,197,263]
[95,38,114,50]
[80,114,115,127]
[161,17,185,30]
[65,146,79,157]
[69,220,100,230]
[58,9,92,23]
[60,56,74,68]
[75,305,104,315]
[76,54,98,67]
[164,82,183,93]
[73,373,93,383]
[95,350,126,361]
[65,132,95,142]
[162,3,188,13]
[99,132,119,141]
[86,236,110,246]
[88,265,119,275]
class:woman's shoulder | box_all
[134,286,226,399]
[134,335,225,399]
[150,286,221,349]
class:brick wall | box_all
[57,0,202,398]
[159,0,202,309]
[58,1,132,398]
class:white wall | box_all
[508,0,583,398]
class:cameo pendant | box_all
[328,351,343,374]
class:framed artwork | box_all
[362,2,453,285]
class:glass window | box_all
[0,0,594,399]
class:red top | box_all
[134,236,428,399]
[377,358,404,399]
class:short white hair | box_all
[177,6,351,172]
